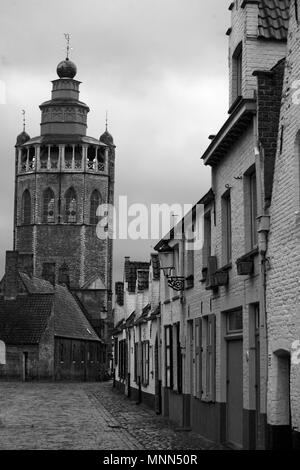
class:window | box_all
[42,262,55,285]
[40,146,48,169]
[90,190,101,225]
[203,211,212,267]
[233,42,243,100]
[134,342,139,382]
[203,314,216,401]
[114,338,118,366]
[50,146,59,169]
[142,341,150,386]
[43,188,55,223]
[64,145,73,169]
[87,146,96,170]
[65,188,77,223]
[194,318,202,399]
[222,191,232,265]
[58,262,70,287]
[22,190,31,225]
[165,326,173,389]
[227,309,243,333]
[118,339,127,380]
[175,323,182,393]
[249,171,258,248]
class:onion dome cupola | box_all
[56,57,77,79]
[100,129,114,146]
[39,52,89,137]
[100,113,114,146]
[16,131,30,146]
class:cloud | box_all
[0,0,230,279]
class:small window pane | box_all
[227,310,243,332]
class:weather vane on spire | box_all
[22,109,26,132]
[64,33,72,59]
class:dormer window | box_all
[233,42,243,101]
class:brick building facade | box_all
[112,255,162,413]
[13,56,115,359]
[0,251,103,381]
[112,0,299,450]
[266,0,300,450]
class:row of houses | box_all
[112,0,300,450]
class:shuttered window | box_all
[165,326,173,389]
[205,314,216,402]
[195,318,203,399]
[142,341,150,386]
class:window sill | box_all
[218,262,232,272]
[236,246,259,263]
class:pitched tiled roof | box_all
[0,294,53,344]
[125,311,135,328]
[19,272,54,294]
[54,285,100,342]
[150,304,161,320]
[258,0,290,40]
[135,304,151,325]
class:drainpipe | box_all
[179,233,187,428]
[254,125,270,425]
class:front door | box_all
[227,338,243,448]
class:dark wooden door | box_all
[227,338,243,448]
[255,333,264,449]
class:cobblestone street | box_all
[0,381,223,450]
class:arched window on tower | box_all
[43,188,55,223]
[90,190,101,225]
[65,188,77,223]
[98,148,106,172]
[22,189,31,225]
[58,262,70,288]
[87,146,96,170]
[65,145,73,169]
[40,146,48,169]
[50,146,59,170]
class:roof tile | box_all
[258,0,290,41]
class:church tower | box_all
[13,53,115,348]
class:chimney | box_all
[18,253,34,277]
[124,256,130,281]
[115,282,124,306]
[4,251,19,300]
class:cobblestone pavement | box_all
[0,381,224,450]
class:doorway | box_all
[226,309,243,448]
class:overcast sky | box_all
[0,0,230,282]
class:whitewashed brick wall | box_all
[266,2,300,430]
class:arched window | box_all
[22,190,31,225]
[43,188,55,223]
[65,187,77,223]
[90,190,101,225]
[58,262,70,287]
